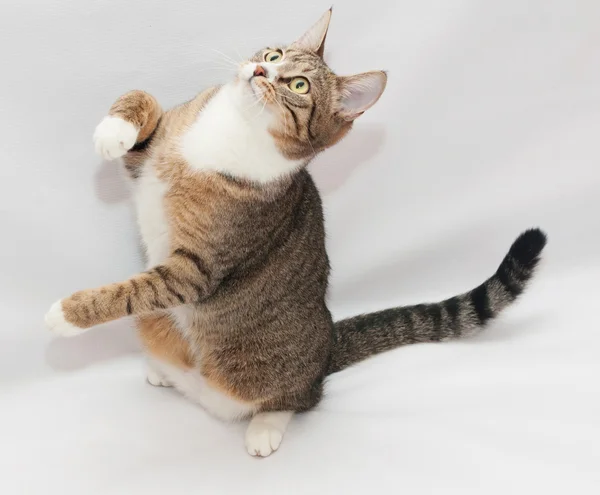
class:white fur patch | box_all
[180,82,302,183]
[132,162,170,268]
[169,304,196,338]
[93,116,139,160]
[245,411,294,457]
[150,359,257,422]
[146,359,172,387]
[131,161,194,338]
[45,300,84,337]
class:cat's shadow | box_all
[94,160,131,204]
[309,124,386,195]
[45,320,141,371]
[45,164,142,372]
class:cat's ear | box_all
[290,8,332,57]
[337,71,387,121]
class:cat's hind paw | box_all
[45,300,83,337]
[146,368,172,387]
[93,116,138,160]
[245,412,293,457]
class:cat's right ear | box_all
[290,8,332,58]
[337,71,388,121]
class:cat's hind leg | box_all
[244,378,323,456]
[137,313,194,386]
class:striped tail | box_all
[328,228,547,374]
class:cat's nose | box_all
[253,65,266,78]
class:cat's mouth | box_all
[250,77,277,104]
[239,63,278,104]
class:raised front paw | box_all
[45,300,85,337]
[93,116,138,160]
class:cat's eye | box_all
[289,77,310,94]
[264,51,282,63]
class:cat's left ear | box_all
[291,8,332,57]
[337,71,388,121]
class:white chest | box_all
[180,83,302,183]
[132,162,170,268]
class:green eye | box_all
[289,77,310,94]
[264,51,282,63]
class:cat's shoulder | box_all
[161,86,222,129]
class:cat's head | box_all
[234,9,387,161]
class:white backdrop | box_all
[1,0,599,493]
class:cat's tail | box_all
[328,228,547,374]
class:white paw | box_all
[93,116,138,160]
[146,369,172,387]
[45,300,83,337]
[245,419,284,457]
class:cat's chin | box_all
[227,80,274,123]
[248,78,267,101]
[232,77,261,101]
[248,78,260,96]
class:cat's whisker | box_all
[193,36,273,71]
[307,136,317,159]
[192,61,239,76]
[272,97,293,138]
[195,55,239,73]
[244,87,268,115]
[232,47,245,64]
[255,98,268,120]
[254,88,272,118]
[208,48,241,69]
[194,65,236,74]
[246,98,264,112]
[249,95,267,115]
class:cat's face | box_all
[234,9,387,161]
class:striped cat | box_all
[45,9,547,457]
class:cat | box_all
[45,8,547,457]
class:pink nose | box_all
[253,65,266,78]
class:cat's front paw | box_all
[45,300,84,337]
[93,116,138,160]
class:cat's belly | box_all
[151,358,257,422]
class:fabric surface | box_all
[0,1,599,493]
